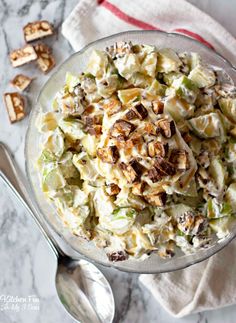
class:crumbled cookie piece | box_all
[4,92,26,123]
[10,74,33,92]
[34,43,55,74]
[9,45,37,67]
[23,20,54,42]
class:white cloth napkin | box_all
[62,0,236,317]
[62,0,236,66]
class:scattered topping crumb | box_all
[10,74,33,92]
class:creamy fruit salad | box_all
[36,42,236,261]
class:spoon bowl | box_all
[56,256,115,323]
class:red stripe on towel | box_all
[99,0,162,30]
[98,1,214,50]
[173,28,214,49]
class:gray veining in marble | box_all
[0,1,236,322]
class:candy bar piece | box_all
[134,104,148,120]
[132,182,146,195]
[169,149,189,170]
[9,45,37,67]
[4,92,25,123]
[147,141,168,158]
[10,74,33,92]
[120,159,144,183]
[34,43,55,74]
[154,156,176,176]
[145,191,167,207]
[148,167,165,183]
[23,20,54,42]
[107,250,128,262]
[125,108,137,120]
[110,119,135,140]
[152,100,164,114]
[97,146,119,164]
[156,118,176,138]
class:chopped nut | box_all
[152,100,164,114]
[107,250,128,262]
[154,156,176,176]
[34,43,55,74]
[23,20,54,42]
[120,159,144,183]
[169,149,189,170]
[156,119,176,138]
[110,119,135,140]
[125,108,138,120]
[145,192,167,206]
[148,167,165,183]
[3,92,25,123]
[134,103,148,120]
[132,182,146,195]
[97,146,119,164]
[10,74,33,92]
[105,183,121,196]
[147,141,168,158]
[9,45,37,67]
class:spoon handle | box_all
[0,142,63,258]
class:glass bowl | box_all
[25,30,236,274]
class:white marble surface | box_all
[0,0,236,322]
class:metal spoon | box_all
[0,143,115,323]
